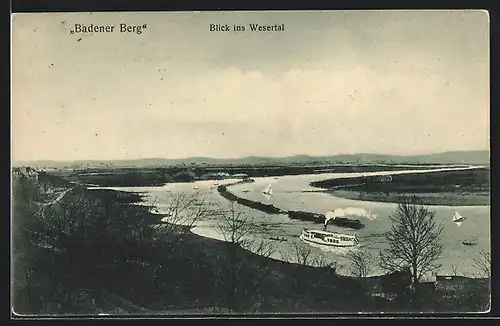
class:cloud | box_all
[11,11,489,161]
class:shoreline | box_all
[78,166,490,210]
[217,183,365,229]
[324,190,490,207]
[52,163,476,188]
[12,168,491,314]
[310,167,490,207]
[145,190,491,313]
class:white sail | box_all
[453,212,466,221]
[193,184,199,189]
[262,184,273,195]
[453,211,466,226]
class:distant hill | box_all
[13,150,490,169]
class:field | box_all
[49,164,461,187]
[310,168,490,206]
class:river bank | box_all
[111,187,490,314]
[50,164,467,188]
[12,169,491,314]
[84,166,491,278]
[217,183,365,229]
[12,171,382,314]
[326,190,490,206]
[310,167,490,206]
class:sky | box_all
[12,10,490,161]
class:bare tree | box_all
[215,201,280,311]
[472,250,491,311]
[147,191,210,292]
[214,201,255,309]
[153,191,210,254]
[311,253,334,269]
[249,238,277,258]
[216,201,255,248]
[379,195,444,286]
[279,250,292,263]
[473,250,491,279]
[346,247,373,278]
[241,238,278,310]
[288,242,313,265]
[281,242,333,268]
[280,242,336,300]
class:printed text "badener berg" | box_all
[210,24,285,32]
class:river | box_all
[93,166,490,278]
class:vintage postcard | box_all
[11,10,490,317]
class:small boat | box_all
[242,189,250,193]
[193,184,199,190]
[262,184,273,195]
[453,211,466,226]
[324,210,365,229]
[299,228,359,247]
[330,217,364,229]
[462,235,478,246]
[269,236,287,242]
[462,239,478,246]
[214,181,219,186]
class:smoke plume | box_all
[324,207,378,225]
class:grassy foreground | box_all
[12,168,490,315]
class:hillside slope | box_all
[13,150,490,169]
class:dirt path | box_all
[42,188,72,207]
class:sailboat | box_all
[262,184,273,195]
[193,184,199,190]
[453,211,466,227]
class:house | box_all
[13,166,39,181]
[213,172,231,180]
[379,269,412,299]
[421,272,437,283]
[435,275,470,293]
[379,175,393,183]
[415,273,438,293]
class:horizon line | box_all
[12,149,490,164]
